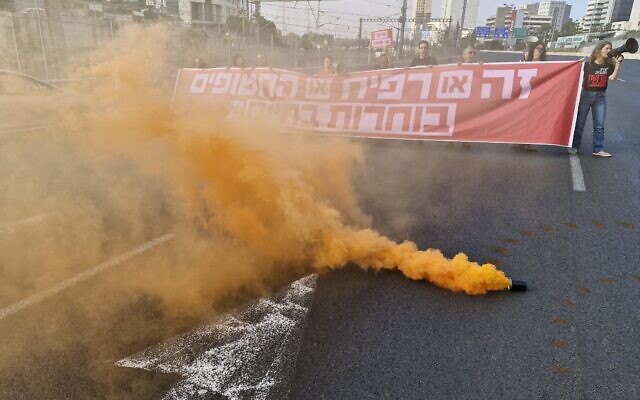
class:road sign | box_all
[475,26,491,38]
[494,27,509,39]
[512,28,529,39]
[370,29,393,48]
[421,30,432,41]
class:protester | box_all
[256,53,268,67]
[375,53,392,69]
[527,41,547,62]
[315,56,335,76]
[409,40,438,67]
[232,54,245,68]
[194,57,207,68]
[570,41,623,157]
[459,47,482,64]
[513,41,547,151]
[336,63,348,75]
[461,47,475,63]
[452,47,481,149]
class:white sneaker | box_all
[592,151,612,157]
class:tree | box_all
[226,15,282,46]
[226,16,245,34]
[624,30,640,39]
[559,20,579,37]
[256,16,281,45]
[535,23,552,42]
[477,40,504,50]
[300,34,316,51]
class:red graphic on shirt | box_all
[587,73,607,88]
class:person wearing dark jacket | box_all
[409,40,438,67]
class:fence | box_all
[0,11,461,84]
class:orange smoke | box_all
[61,24,511,297]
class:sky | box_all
[257,0,588,38]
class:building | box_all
[485,5,553,31]
[629,0,640,29]
[178,0,242,26]
[524,13,554,29]
[555,33,591,47]
[610,0,634,23]
[486,5,529,27]
[441,0,479,30]
[580,0,615,32]
[537,1,571,31]
[412,0,432,31]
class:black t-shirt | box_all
[582,61,614,92]
[409,56,438,67]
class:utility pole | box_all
[399,0,408,58]
[458,0,467,47]
[316,0,320,38]
[254,0,260,56]
[357,17,363,64]
[282,2,286,36]
[245,0,251,33]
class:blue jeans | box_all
[572,90,607,152]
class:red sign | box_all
[370,28,393,48]
[173,61,584,147]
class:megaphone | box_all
[609,38,638,60]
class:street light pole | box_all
[357,17,363,63]
[254,0,260,57]
[399,0,407,58]
[458,0,468,47]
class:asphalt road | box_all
[0,53,638,399]
[291,54,640,399]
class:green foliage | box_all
[226,15,282,46]
[477,40,504,50]
[559,20,579,37]
[226,16,245,34]
[624,30,640,39]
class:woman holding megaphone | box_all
[570,41,623,157]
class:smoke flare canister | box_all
[509,279,527,292]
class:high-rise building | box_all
[629,0,640,29]
[412,0,432,29]
[537,1,572,31]
[178,0,242,26]
[580,0,615,31]
[485,4,555,32]
[441,0,479,30]
[610,0,634,22]
[494,6,513,27]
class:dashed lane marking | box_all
[0,212,59,235]
[569,155,586,192]
[0,233,175,321]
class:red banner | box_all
[173,61,584,146]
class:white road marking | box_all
[0,233,175,321]
[617,78,626,82]
[569,154,586,192]
[0,212,58,235]
[117,274,318,400]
